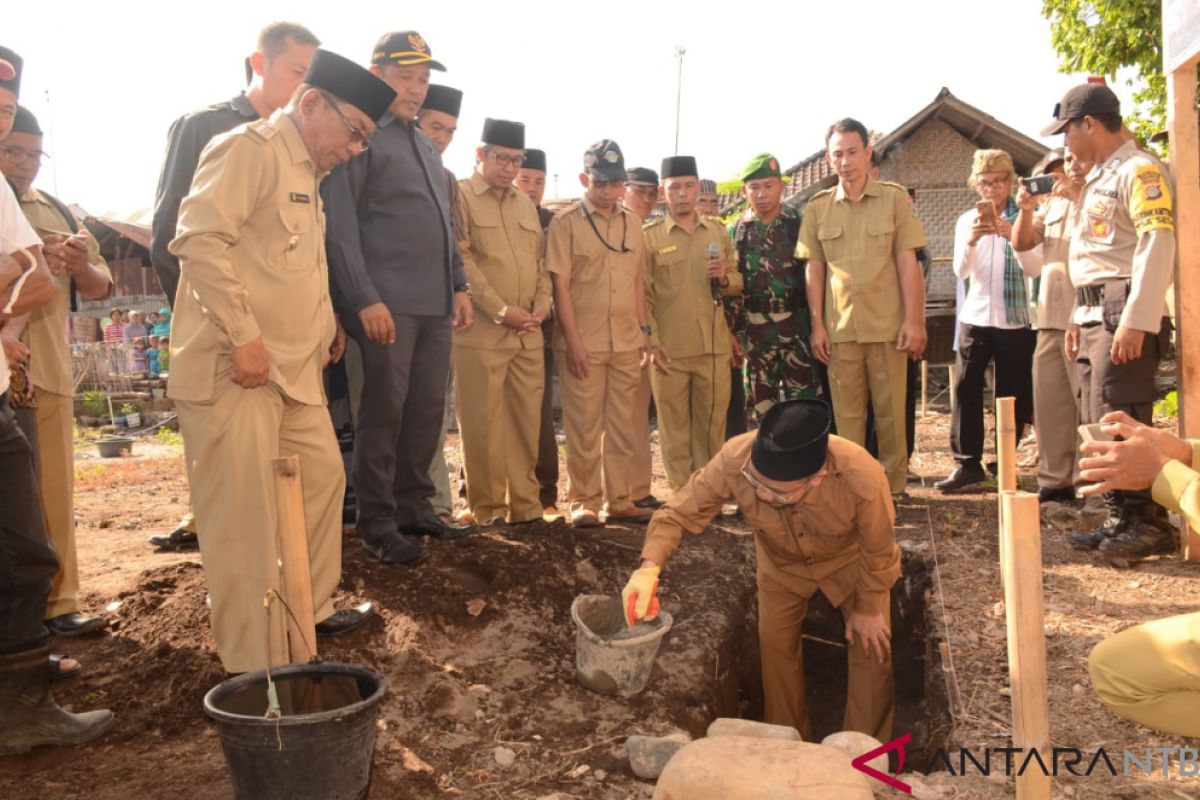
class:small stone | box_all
[567,764,590,779]
[991,601,1005,617]
[706,718,802,741]
[999,687,1012,697]
[820,731,885,775]
[1072,683,1087,696]
[594,769,607,781]
[494,746,516,769]
[1126,580,1141,590]
[467,598,486,616]
[627,733,691,780]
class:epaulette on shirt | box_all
[244,119,279,142]
[643,216,666,231]
[878,180,910,194]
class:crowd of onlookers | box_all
[98,307,170,375]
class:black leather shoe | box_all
[934,464,989,493]
[633,495,664,510]
[315,602,375,637]
[361,533,426,565]
[147,527,199,551]
[1038,486,1076,504]
[1068,515,1124,550]
[400,513,475,540]
[44,613,108,637]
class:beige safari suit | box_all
[19,191,112,617]
[169,110,342,673]
[546,199,645,516]
[643,214,742,491]
[453,172,551,523]
[796,176,926,493]
[642,434,901,740]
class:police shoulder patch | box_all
[1128,162,1173,236]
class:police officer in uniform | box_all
[729,152,822,424]
[1041,84,1178,561]
[169,50,394,674]
[643,156,742,491]
[454,119,550,525]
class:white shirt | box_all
[951,208,1026,330]
[0,180,44,397]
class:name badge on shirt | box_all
[658,245,678,255]
[289,192,311,204]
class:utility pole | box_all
[553,172,559,198]
[674,46,686,156]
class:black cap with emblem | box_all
[482,118,525,150]
[422,84,463,117]
[583,139,625,181]
[521,148,546,172]
[750,399,832,482]
[661,156,698,179]
[371,31,447,71]
[1040,83,1121,136]
[304,49,397,123]
[625,167,659,187]
[0,46,22,98]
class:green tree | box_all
[1041,0,1193,146]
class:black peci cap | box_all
[625,167,659,186]
[482,118,525,150]
[12,105,41,136]
[750,399,832,481]
[303,49,397,123]
[521,148,546,172]
[661,155,698,179]
[0,46,22,98]
[421,84,463,117]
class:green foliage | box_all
[1156,389,1179,418]
[120,402,138,416]
[1042,0,1198,150]
[156,427,184,447]
[716,178,744,195]
[82,390,108,417]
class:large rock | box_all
[653,736,873,800]
[705,717,803,741]
[626,733,691,780]
[820,731,886,776]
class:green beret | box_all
[740,152,781,182]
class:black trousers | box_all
[346,313,451,539]
[725,365,748,439]
[0,394,59,655]
[950,324,1036,467]
[535,346,559,508]
[1078,318,1170,514]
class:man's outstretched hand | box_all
[621,564,661,627]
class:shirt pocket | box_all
[277,207,316,271]
[571,236,603,285]
[817,223,845,263]
[866,219,895,258]
[516,215,542,262]
[652,249,687,292]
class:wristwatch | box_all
[493,305,509,325]
[640,324,653,335]
[454,282,472,295]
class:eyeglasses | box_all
[740,465,825,506]
[487,150,525,168]
[978,177,1011,190]
[320,92,370,151]
[0,146,48,166]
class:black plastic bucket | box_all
[203,662,388,800]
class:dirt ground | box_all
[3,395,1200,799]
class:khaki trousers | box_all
[1088,611,1200,738]
[651,353,731,491]
[453,345,543,523]
[176,375,344,674]
[828,342,907,493]
[1033,329,1080,489]
[429,370,455,517]
[758,567,894,742]
[34,390,77,618]
[630,368,654,499]
[556,349,640,515]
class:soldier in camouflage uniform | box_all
[728,153,822,424]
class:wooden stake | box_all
[1169,60,1200,562]
[920,360,929,418]
[1000,491,1050,800]
[273,455,317,663]
[996,397,1017,582]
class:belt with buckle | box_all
[1075,279,1129,308]
[744,294,801,314]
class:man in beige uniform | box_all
[0,107,113,636]
[547,139,653,528]
[1013,149,1089,503]
[624,399,900,740]
[799,118,927,495]
[169,50,395,673]
[1041,83,1177,560]
[643,156,742,491]
[622,166,664,510]
[454,118,550,525]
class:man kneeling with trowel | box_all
[623,399,900,741]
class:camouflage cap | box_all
[739,152,781,182]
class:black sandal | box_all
[49,654,81,681]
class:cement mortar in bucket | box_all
[571,594,672,697]
[203,661,387,800]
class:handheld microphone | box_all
[707,242,720,305]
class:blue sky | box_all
[8,0,1144,217]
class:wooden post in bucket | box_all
[273,455,317,664]
[996,397,1017,582]
[1000,491,1051,800]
